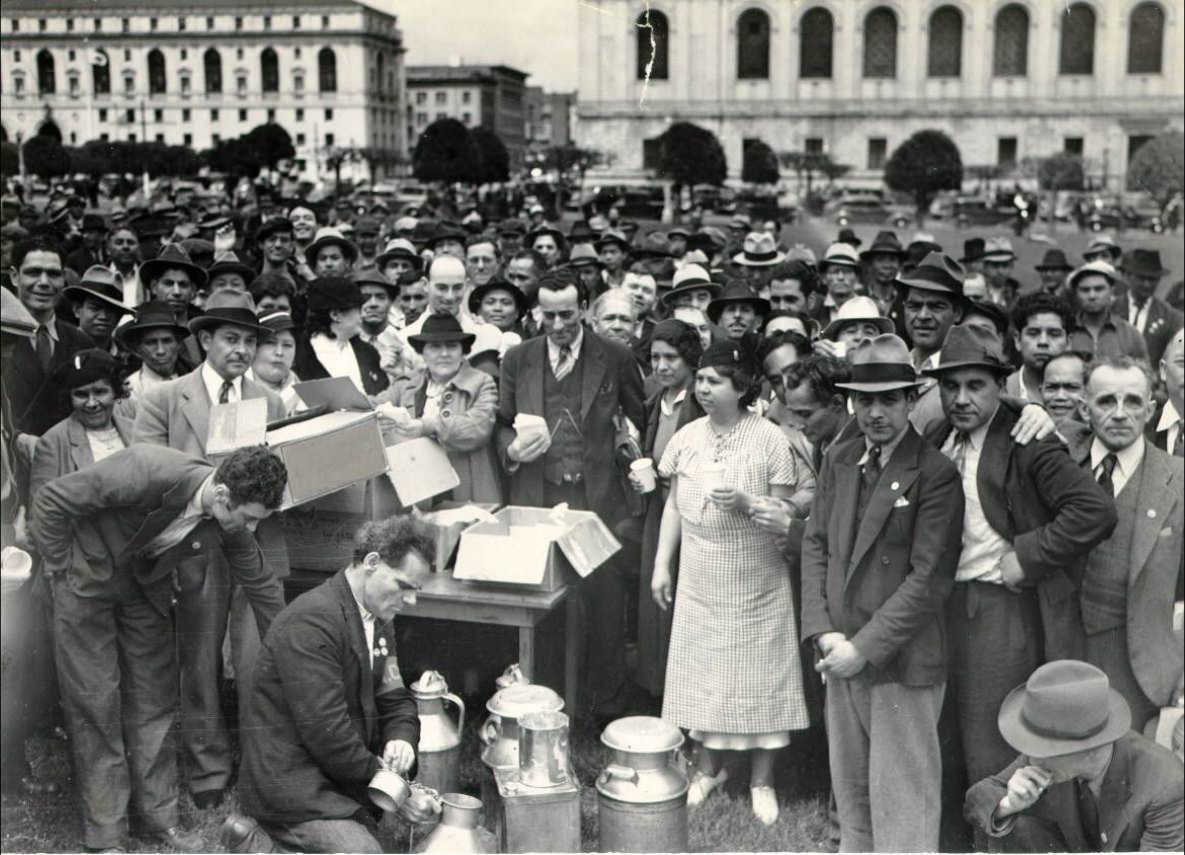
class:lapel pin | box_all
[890,481,899,491]
[1147,509,1156,519]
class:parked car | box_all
[953,196,1017,227]
[828,195,912,228]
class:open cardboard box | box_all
[420,501,501,573]
[453,505,621,591]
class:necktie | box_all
[553,345,574,381]
[1174,421,1184,459]
[861,444,882,494]
[1077,781,1102,848]
[35,325,52,374]
[1096,453,1117,497]
[218,380,234,404]
[947,431,970,475]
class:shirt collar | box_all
[860,425,909,465]
[547,326,584,361]
[350,586,376,626]
[1158,399,1182,431]
[200,361,243,402]
[1090,435,1145,477]
[38,317,60,341]
[660,387,687,417]
[1076,312,1117,331]
[311,331,352,352]
[960,408,996,451]
[188,473,215,520]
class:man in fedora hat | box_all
[1067,261,1149,363]
[568,243,606,300]
[305,227,358,277]
[116,300,190,404]
[134,291,287,810]
[1083,234,1122,265]
[662,264,722,314]
[965,660,1183,852]
[496,217,526,257]
[376,237,420,284]
[707,280,771,341]
[426,222,467,261]
[860,230,907,319]
[1150,329,1184,457]
[1036,248,1074,297]
[817,296,894,358]
[596,229,631,290]
[1056,357,1184,732]
[207,251,257,298]
[922,324,1116,797]
[801,333,965,852]
[960,238,986,275]
[732,231,785,293]
[897,251,969,429]
[65,266,134,354]
[981,237,1023,311]
[353,268,411,384]
[352,217,383,270]
[812,243,863,329]
[1115,248,1183,365]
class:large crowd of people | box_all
[1,182,1183,853]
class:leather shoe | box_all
[221,814,275,854]
[191,788,224,809]
[146,826,205,852]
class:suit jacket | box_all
[3,319,95,437]
[1146,400,1183,456]
[497,331,645,525]
[965,731,1185,852]
[1063,425,1185,707]
[239,570,420,825]
[800,427,965,686]
[132,366,290,577]
[29,444,285,624]
[29,412,134,503]
[923,404,1118,661]
[292,335,390,397]
[64,246,105,277]
[1112,294,1185,366]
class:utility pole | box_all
[140,98,149,197]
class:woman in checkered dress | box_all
[651,337,809,826]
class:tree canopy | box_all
[22,134,72,179]
[884,130,963,222]
[1037,152,1086,193]
[243,123,296,170]
[412,118,483,183]
[656,122,727,188]
[471,127,510,184]
[742,139,779,185]
[1127,130,1184,206]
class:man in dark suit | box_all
[965,660,1183,852]
[921,324,1117,793]
[1113,249,1184,366]
[1149,329,1184,457]
[1060,357,1184,731]
[227,517,436,854]
[133,291,287,808]
[801,334,965,852]
[4,233,95,438]
[30,445,288,852]
[497,267,645,714]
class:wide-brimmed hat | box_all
[595,229,631,253]
[836,227,862,249]
[728,214,751,231]
[141,243,209,289]
[998,660,1130,759]
[567,244,602,268]
[255,216,295,243]
[0,288,36,338]
[836,334,925,392]
[1120,248,1167,278]
[196,213,232,232]
[81,213,107,233]
[427,222,468,250]
[1067,260,1117,290]
[817,242,861,271]
[706,280,771,324]
[1085,234,1122,262]
[733,232,785,267]
[51,348,120,390]
[661,264,721,307]
[860,230,906,260]
[822,296,894,341]
[666,226,691,240]
[468,278,529,318]
[207,251,256,282]
[188,291,268,335]
[306,276,364,314]
[632,231,674,260]
[407,312,476,352]
[896,252,966,298]
[64,266,134,315]
[962,298,1011,337]
[351,267,399,297]
[906,239,943,269]
[498,218,527,237]
[527,224,566,248]
[689,227,728,255]
[304,226,358,266]
[981,236,1017,263]
[114,300,190,348]
[1035,249,1074,272]
[922,323,1011,377]
[960,237,985,264]
[375,237,420,269]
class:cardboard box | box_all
[453,506,621,591]
[281,509,361,573]
[420,502,501,573]
[267,410,389,509]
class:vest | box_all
[542,351,584,486]
[1081,459,1143,635]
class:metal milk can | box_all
[596,716,689,853]
[412,793,498,854]
[518,710,571,788]
[479,683,564,771]
[410,671,466,795]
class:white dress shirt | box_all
[1090,435,1145,497]
[125,363,173,400]
[351,588,377,668]
[200,362,243,404]
[1128,299,1150,334]
[943,415,1011,584]
[1156,399,1181,453]
[310,333,365,394]
[546,326,584,376]
[144,474,212,558]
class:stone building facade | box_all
[406,64,530,168]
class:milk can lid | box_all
[410,670,449,697]
[601,716,683,753]
[486,683,564,718]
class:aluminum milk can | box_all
[596,716,689,853]
[479,683,564,771]
[518,710,571,788]
[412,793,498,854]
[410,671,466,795]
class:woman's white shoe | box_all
[751,785,779,825]
[686,769,729,808]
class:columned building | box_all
[576,0,1185,188]
[0,0,408,180]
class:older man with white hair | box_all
[590,290,638,349]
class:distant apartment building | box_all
[524,86,576,148]
[406,63,529,167]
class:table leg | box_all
[564,595,579,715]
[518,624,535,683]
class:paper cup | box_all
[630,458,657,493]
[701,462,726,494]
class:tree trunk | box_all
[914,193,929,229]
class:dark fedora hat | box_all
[632,231,674,260]
[906,239,944,269]
[207,251,257,282]
[896,252,966,298]
[706,280,771,325]
[64,266,134,316]
[835,334,925,393]
[114,300,190,348]
[351,266,400,297]
[141,243,209,289]
[254,216,295,243]
[962,298,1011,337]
[1035,248,1074,272]
[997,660,1130,759]
[922,323,1011,378]
[527,224,567,247]
[407,312,476,353]
[427,222,468,250]
[1120,248,1167,278]
[306,276,364,314]
[836,227,862,248]
[594,229,631,253]
[188,291,269,336]
[468,277,529,318]
[81,213,108,233]
[960,237,985,264]
[860,230,906,260]
[304,227,358,266]
[688,227,727,254]
[498,218,527,236]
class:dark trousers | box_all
[543,480,627,710]
[54,576,178,849]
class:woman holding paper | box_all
[388,313,502,505]
[650,334,809,827]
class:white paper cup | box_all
[701,462,727,494]
[630,458,657,493]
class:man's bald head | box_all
[426,255,468,317]
[429,255,467,285]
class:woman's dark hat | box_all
[51,348,120,390]
[257,310,299,340]
[706,280,771,324]
[407,312,476,353]
[997,660,1130,759]
[114,300,190,348]
[140,243,209,289]
[468,278,529,318]
[306,276,364,313]
[188,291,269,335]
[922,323,1011,378]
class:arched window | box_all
[37,49,55,95]
[318,47,337,92]
[737,8,770,80]
[927,6,963,77]
[92,49,111,94]
[636,9,669,80]
[993,5,1029,76]
[1059,3,1095,75]
[800,7,833,79]
[261,47,279,92]
[1128,2,1165,74]
[204,48,222,93]
[863,7,897,78]
[148,48,166,94]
